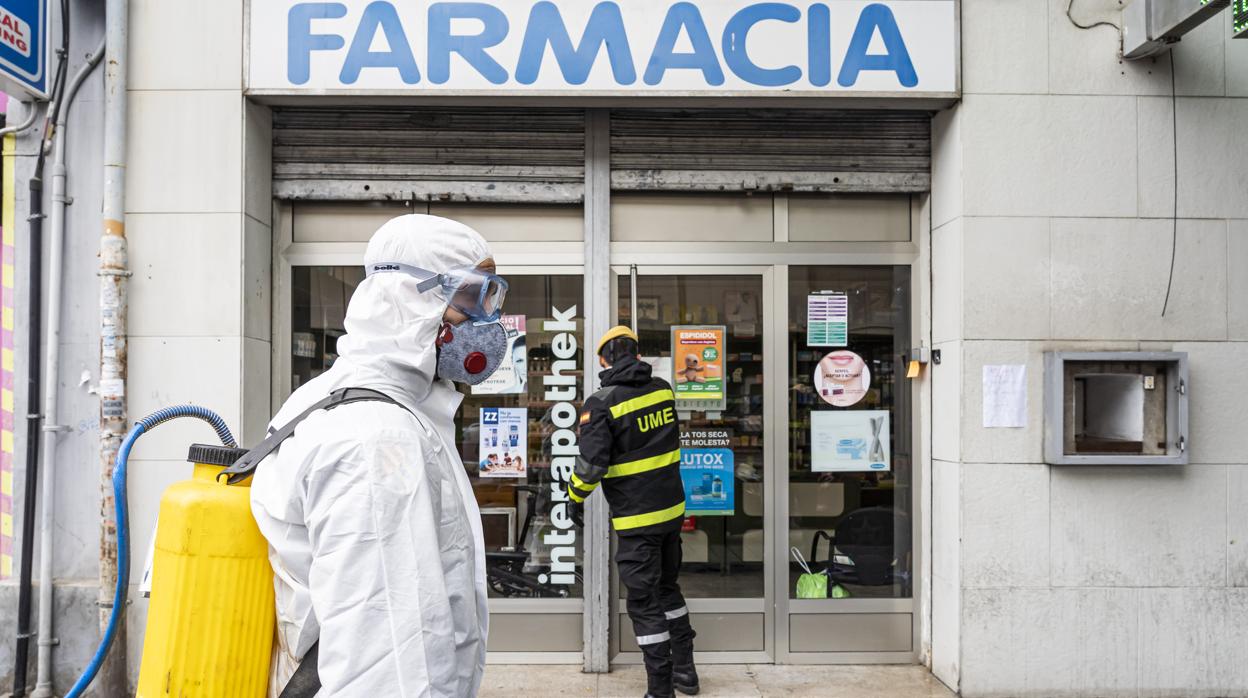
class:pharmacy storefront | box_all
[250,0,957,668]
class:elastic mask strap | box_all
[366,262,443,293]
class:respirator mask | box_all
[435,319,508,385]
[366,261,511,385]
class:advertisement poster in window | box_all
[672,325,726,410]
[479,407,528,478]
[680,428,735,516]
[807,293,849,347]
[814,350,871,407]
[472,315,527,395]
[810,410,890,473]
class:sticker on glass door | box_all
[672,325,726,412]
[680,428,735,516]
[810,410,890,472]
[478,407,528,478]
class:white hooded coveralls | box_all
[251,215,491,697]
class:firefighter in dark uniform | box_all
[567,326,699,698]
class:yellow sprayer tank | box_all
[137,444,274,697]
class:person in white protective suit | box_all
[251,214,512,697]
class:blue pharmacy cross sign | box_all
[0,0,47,98]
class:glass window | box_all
[290,266,364,390]
[787,266,913,599]
[454,276,584,599]
[292,267,586,599]
[619,274,765,599]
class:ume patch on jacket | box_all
[636,407,675,433]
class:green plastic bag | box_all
[791,547,828,599]
[796,572,828,599]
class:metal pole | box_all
[95,0,129,693]
[629,265,638,334]
[12,15,68,695]
[581,108,611,673]
[31,38,105,698]
[12,118,47,698]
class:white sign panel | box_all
[811,409,890,473]
[248,0,957,95]
[982,364,1027,429]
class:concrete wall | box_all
[0,0,113,693]
[930,1,1248,696]
[0,1,267,694]
[120,0,270,688]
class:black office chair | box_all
[810,507,911,593]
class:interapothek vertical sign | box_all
[248,1,957,95]
[0,0,48,98]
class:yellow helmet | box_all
[596,325,639,356]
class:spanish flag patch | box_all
[579,411,592,425]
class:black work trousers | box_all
[616,528,696,697]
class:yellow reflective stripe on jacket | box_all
[612,501,686,531]
[571,473,598,491]
[608,389,674,419]
[605,449,680,479]
[568,474,598,503]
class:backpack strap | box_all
[218,387,411,485]
[278,641,321,698]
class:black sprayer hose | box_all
[11,155,44,698]
[13,0,76,687]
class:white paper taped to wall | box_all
[983,365,1027,428]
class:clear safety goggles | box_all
[367,261,508,321]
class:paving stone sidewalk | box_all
[480,663,957,697]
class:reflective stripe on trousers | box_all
[635,631,671,646]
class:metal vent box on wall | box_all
[1121,0,1230,59]
[1043,352,1189,466]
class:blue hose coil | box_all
[65,405,236,698]
[136,404,237,448]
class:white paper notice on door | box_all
[982,365,1027,428]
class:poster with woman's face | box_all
[472,315,527,395]
[814,350,870,407]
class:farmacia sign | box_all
[249,1,956,95]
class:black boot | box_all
[643,670,674,698]
[672,666,699,695]
[641,640,674,698]
[672,644,699,695]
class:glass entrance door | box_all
[779,265,917,661]
[613,267,774,661]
